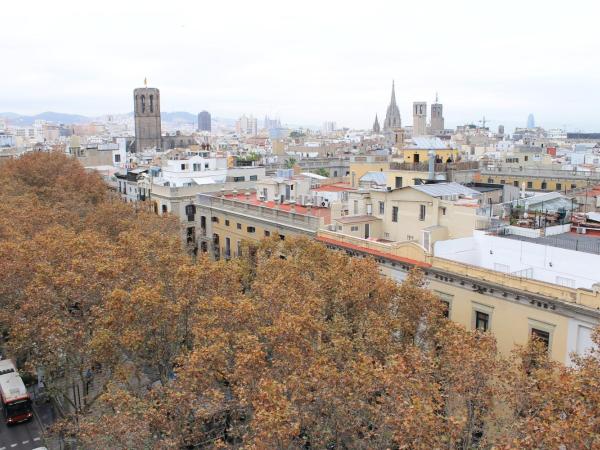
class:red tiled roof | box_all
[222,192,331,224]
[313,183,355,192]
[316,235,431,268]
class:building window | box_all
[527,181,533,189]
[392,206,398,222]
[237,223,242,230]
[250,175,258,181]
[149,95,154,113]
[419,204,426,221]
[435,292,453,318]
[204,163,209,169]
[225,237,231,258]
[541,181,547,190]
[379,201,385,215]
[181,164,186,170]
[353,200,358,214]
[185,204,196,221]
[571,183,576,189]
[161,205,167,214]
[211,216,219,223]
[264,230,270,237]
[225,219,230,226]
[475,311,490,332]
[528,319,555,353]
[247,226,255,233]
[513,181,519,187]
[500,179,505,184]
[487,178,494,183]
[531,328,550,349]
[233,176,245,182]
[351,226,359,232]
[556,183,562,191]
[395,176,403,189]
[524,156,529,161]
[279,234,285,241]
[441,207,446,215]
[114,154,121,163]
[441,301,450,317]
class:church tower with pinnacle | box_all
[383,80,401,130]
[372,114,380,133]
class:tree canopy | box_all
[0,152,598,449]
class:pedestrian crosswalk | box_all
[0,436,42,450]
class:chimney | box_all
[428,150,435,180]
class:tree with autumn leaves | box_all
[0,152,599,449]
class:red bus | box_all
[0,360,33,424]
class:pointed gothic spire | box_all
[373,114,380,133]
[384,80,401,130]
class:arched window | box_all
[141,95,146,113]
[149,95,154,113]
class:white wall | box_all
[566,318,596,366]
[435,231,600,289]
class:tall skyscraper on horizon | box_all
[412,101,427,136]
[430,93,444,134]
[383,81,401,130]
[198,111,211,132]
[134,84,162,152]
[527,113,535,129]
[236,115,257,135]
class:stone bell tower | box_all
[134,80,162,152]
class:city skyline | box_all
[2,0,599,131]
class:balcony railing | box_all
[389,161,480,172]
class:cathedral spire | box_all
[373,114,380,133]
[383,80,401,130]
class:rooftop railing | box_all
[389,161,480,172]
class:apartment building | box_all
[330,182,490,252]
[482,167,600,192]
[317,227,600,365]
[195,189,332,259]
[399,136,460,164]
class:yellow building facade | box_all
[317,229,600,365]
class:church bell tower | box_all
[134,80,162,152]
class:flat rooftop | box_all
[312,183,354,192]
[435,231,600,289]
[218,191,332,223]
[503,231,600,255]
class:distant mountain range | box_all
[0,111,229,126]
[0,112,91,126]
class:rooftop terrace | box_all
[196,190,332,230]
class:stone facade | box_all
[134,87,162,152]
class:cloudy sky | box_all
[2,0,599,131]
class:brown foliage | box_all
[0,153,599,449]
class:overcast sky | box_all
[2,0,599,131]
